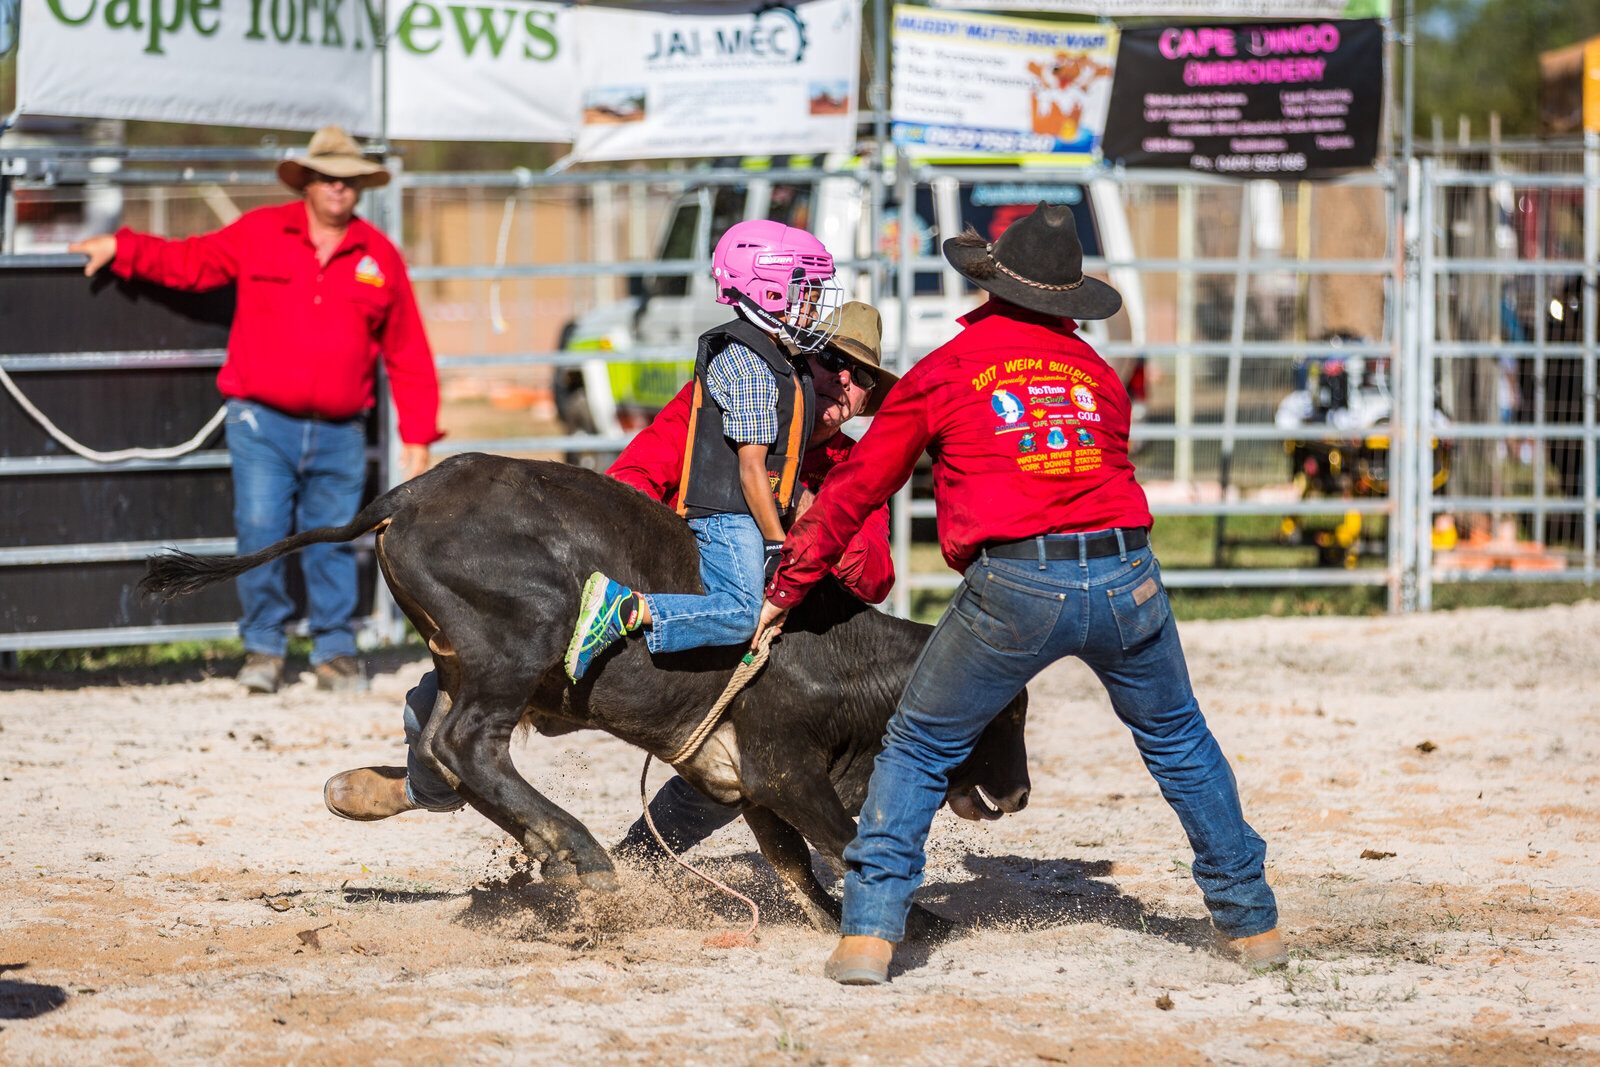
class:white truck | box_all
[554,161,1145,444]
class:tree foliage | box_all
[1415,0,1600,138]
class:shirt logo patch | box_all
[354,254,386,288]
[1071,384,1097,412]
[991,389,1024,425]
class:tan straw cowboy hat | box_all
[277,126,390,192]
[823,300,899,416]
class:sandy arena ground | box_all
[3,602,1600,1066]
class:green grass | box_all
[13,638,254,675]
[9,511,1597,674]
[7,635,433,683]
[904,514,1600,624]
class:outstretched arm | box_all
[68,234,117,276]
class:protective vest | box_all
[677,319,815,521]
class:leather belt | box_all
[983,527,1149,561]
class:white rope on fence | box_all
[0,362,226,462]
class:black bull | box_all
[142,453,1031,929]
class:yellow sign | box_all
[1587,37,1600,134]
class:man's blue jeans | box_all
[842,532,1279,943]
[402,670,465,809]
[640,512,765,654]
[225,399,366,665]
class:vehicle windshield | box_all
[650,200,702,298]
[884,180,1100,297]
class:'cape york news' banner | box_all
[571,0,860,163]
[892,5,1116,156]
[15,0,576,140]
[1101,19,1383,176]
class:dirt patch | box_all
[3,603,1600,1065]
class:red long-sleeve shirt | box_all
[768,299,1153,608]
[112,201,442,445]
[608,381,894,604]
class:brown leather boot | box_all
[237,653,284,695]
[314,656,369,692]
[1218,927,1289,972]
[823,935,894,985]
[323,766,417,821]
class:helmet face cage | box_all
[783,276,844,353]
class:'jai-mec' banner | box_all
[891,5,1118,157]
[571,0,860,163]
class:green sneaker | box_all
[565,572,640,682]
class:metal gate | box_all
[2,139,1597,652]
[1407,141,1600,610]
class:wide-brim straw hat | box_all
[277,126,390,192]
[824,300,899,416]
[942,202,1122,320]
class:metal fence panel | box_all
[3,137,1598,650]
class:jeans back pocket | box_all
[1106,561,1170,650]
[954,567,1066,657]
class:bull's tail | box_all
[140,485,412,601]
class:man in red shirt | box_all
[71,127,441,694]
[320,303,896,834]
[759,205,1284,985]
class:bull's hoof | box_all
[579,868,621,893]
[904,904,957,943]
[539,857,581,887]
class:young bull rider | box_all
[562,219,846,682]
[608,301,898,859]
[757,204,1286,985]
[322,306,898,839]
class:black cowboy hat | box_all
[942,202,1122,320]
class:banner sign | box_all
[1,0,18,57]
[891,6,1117,156]
[15,0,577,140]
[16,0,380,133]
[1100,19,1384,176]
[927,0,1390,17]
[386,0,575,142]
[570,0,860,163]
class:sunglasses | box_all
[306,173,361,189]
[814,349,878,391]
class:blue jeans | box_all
[402,670,465,809]
[842,532,1278,942]
[225,398,366,665]
[640,512,765,654]
[614,774,743,857]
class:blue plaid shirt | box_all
[704,340,779,445]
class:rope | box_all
[489,190,517,335]
[666,627,775,765]
[636,626,778,946]
[0,362,226,462]
[639,754,760,947]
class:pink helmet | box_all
[712,219,842,352]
